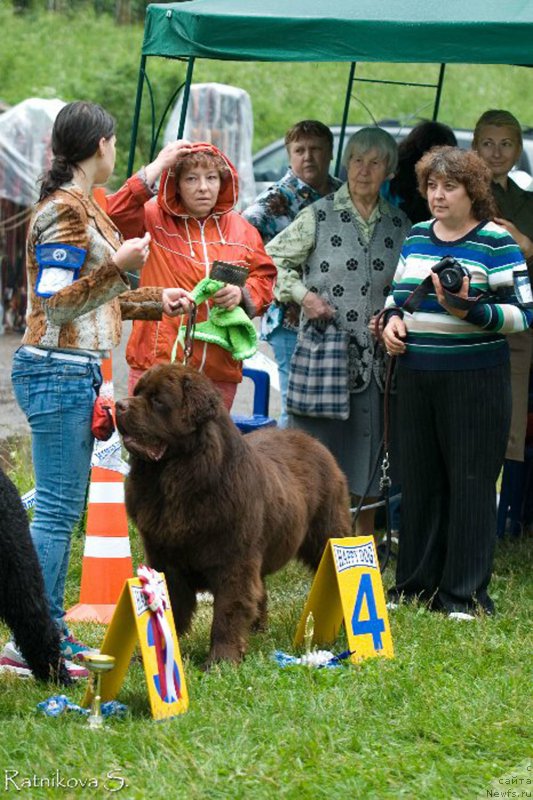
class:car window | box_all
[252,145,292,183]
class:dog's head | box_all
[115,363,222,461]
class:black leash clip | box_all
[379,451,392,494]
[182,301,197,366]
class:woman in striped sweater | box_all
[382,146,533,618]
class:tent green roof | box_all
[142,0,533,65]
[126,0,533,175]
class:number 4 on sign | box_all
[294,537,394,662]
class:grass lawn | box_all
[0,438,531,798]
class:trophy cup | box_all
[84,654,116,729]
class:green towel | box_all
[175,277,257,362]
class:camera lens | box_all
[439,267,464,293]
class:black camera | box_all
[431,256,471,294]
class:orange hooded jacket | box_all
[107,143,276,384]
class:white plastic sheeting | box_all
[0,97,65,207]
[164,83,256,210]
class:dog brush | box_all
[209,261,249,287]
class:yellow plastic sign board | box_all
[82,574,189,720]
[294,536,394,662]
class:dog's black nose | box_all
[115,399,128,418]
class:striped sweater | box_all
[385,220,533,370]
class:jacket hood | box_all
[157,142,239,218]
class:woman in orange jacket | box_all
[108,141,276,409]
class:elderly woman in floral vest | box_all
[267,128,411,536]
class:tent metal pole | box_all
[335,61,356,177]
[127,54,147,177]
[153,80,186,151]
[432,64,446,120]
[177,57,196,138]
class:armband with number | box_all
[35,243,86,297]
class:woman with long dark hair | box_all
[0,102,191,678]
[386,120,457,223]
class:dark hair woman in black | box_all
[388,120,457,223]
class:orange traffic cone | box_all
[66,354,133,623]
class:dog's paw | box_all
[203,643,245,669]
[54,659,73,687]
[251,616,268,633]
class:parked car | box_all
[252,121,533,196]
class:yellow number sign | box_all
[82,573,189,720]
[294,536,394,662]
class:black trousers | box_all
[391,362,511,614]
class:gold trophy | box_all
[84,654,116,729]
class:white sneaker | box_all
[196,592,213,604]
[381,532,400,546]
[448,611,475,621]
[0,641,32,677]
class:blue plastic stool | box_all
[232,367,277,434]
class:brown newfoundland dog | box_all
[115,363,351,665]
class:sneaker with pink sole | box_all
[0,640,89,680]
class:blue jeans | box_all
[267,326,298,429]
[11,347,102,626]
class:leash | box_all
[348,311,397,573]
[181,301,197,365]
[377,354,396,572]
[350,368,395,574]
[170,301,197,366]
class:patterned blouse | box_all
[243,168,342,333]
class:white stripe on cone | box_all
[83,536,132,559]
[88,482,125,503]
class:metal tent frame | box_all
[127,0,533,177]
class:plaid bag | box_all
[286,318,350,420]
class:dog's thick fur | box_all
[0,466,70,683]
[116,363,351,665]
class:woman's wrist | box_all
[524,241,533,261]
[138,166,157,194]
[382,308,404,327]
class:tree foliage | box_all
[12,0,151,24]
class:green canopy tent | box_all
[128,0,533,175]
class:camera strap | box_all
[402,274,434,314]
[402,275,488,314]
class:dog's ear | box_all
[181,373,220,427]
